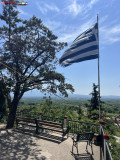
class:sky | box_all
[0,0,120,97]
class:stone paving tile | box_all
[0,125,102,160]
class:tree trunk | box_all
[6,99,19,129]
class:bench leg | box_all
[86,141,93,155]
[67,133,69,138]
[36,127,38,134]
[72,141,75,153]
[76,143,78,154]
[86,141,88,151]
[62,132,64,141]
[72,141,78,154]
[72,144,74,153]
[91,142,93,155]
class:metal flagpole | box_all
[97,15,102,160]
[9,0,11,43]
[97,14,101,120]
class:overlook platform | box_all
[0,125,102,160]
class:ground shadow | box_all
[0,128,46,160]
[15,127,66,144]
[71,152,94,160]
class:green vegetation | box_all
[18,95,120,160]
[17,96,78,120]
[1,95,120,159]
[102,99,120,117]
[85,83,104,120]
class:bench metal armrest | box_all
[72,134,77,142]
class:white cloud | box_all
[44,20,61,31]
[36,2,59,14]
[66,0,99,17]
[88,0,99,9]
[109,26,120,34]
[45,4,60,12]
[58,19,95,43]
[100,25,120,44]
[99,15,108,24]
[82,0,99,17]
[17,8,28,16]
[58,32,76,43]
[57,19,120,45]
[58,24,120,45]
[37,4,46,14]
[67,0,84,16]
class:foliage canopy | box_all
[0,2,74,128]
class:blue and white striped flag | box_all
[59,23,99,67]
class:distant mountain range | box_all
[22,93,120,99]
[101,95,120,99]
[64,94,120,99]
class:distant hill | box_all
[66,94,120,100]
[22,93,120,100]
[101,95,120,100]
[67,94,91,99]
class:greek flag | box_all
[59,23,99,67]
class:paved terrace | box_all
[0,124,102,160]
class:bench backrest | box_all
[16,117,64,129]
[37,119,62,128]
[77,132,94,141]
[16,117,35,123]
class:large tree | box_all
[0,1,74,128]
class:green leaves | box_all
[86,83,104,120]
[0,3,74,100]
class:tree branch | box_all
[27,56,49,78]
[23,49,45,75]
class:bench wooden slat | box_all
[39,125,63,133]
[18,120,35,123]
[37,120,62,126]
[38,122,62,128]
[18,122,36,127]
[17,116,35,120]
[17,117,35,122]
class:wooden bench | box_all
[16,117,70,140]
[35,119,70,140]
[16,117,36,130]
[72,132,94,155]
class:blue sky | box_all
[0,0,120,97]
